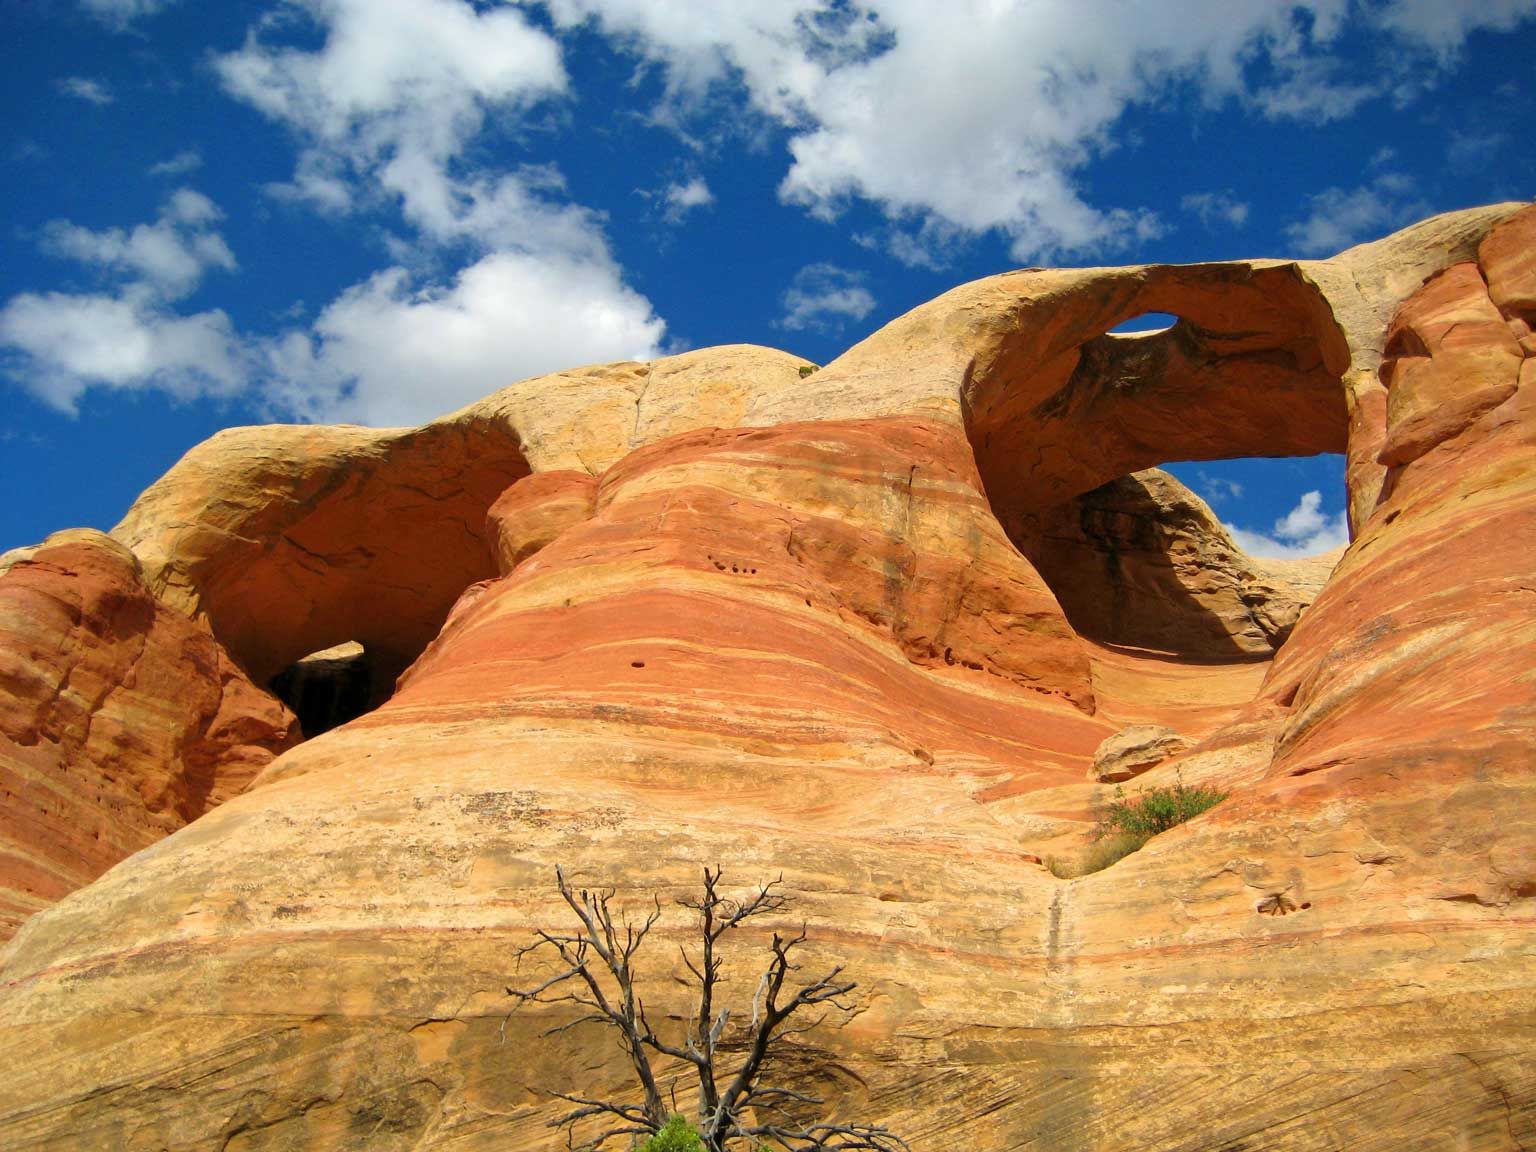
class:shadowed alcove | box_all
[269,641,375,738]
[113,416,535,733]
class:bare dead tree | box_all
[507,865,909,1152]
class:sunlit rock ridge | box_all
[0,203,1532,1151]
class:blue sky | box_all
[2,0,1533,557]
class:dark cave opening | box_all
[269,642,376,739]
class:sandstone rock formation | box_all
[1090,723,1191,783]
[1025,468,1337,659]
[0,204,1532,1152]
[0,530,296,940]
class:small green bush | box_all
[798,364,818,378]
[1096,778,1226,842]
[640,1115,705,1152]
[1050,778,1226,877]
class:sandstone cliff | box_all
[0,530,296,940]
[0,204,1531,1152]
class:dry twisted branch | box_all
[506,865,907,1152]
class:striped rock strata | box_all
[0,204,1532,1151]
[0,531,295,940]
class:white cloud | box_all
[77,0,177,29]
[0,251,665,427]
[0,290,247,414]
[1,192,246,412]
[40,189,236,300]
[654,177,714,224]
[148,149,203,177]
[540,1,1535,263]
[1374,0,1536,59]
[1182,191,1250,231]
[204,0,671,428]
[779,263,875,331]
[543,1,1363,262]
[261,250,665,426]
[1227,490,1349,558]
[3,236,664,427]
[58,77,114,105]
[216,0,567,247]
[7,11,667,431]
[1283,171,1428,256]
[1247,55,1376,122]
[1197,472,1244,503]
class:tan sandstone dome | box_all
[0,203,1532,1151]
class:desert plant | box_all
[1096,777,1226,842]
[508,865,908,1152]
[642,1115,707,1151]
[1050,777,1227,877]
[797,364,818,378]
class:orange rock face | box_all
[485,469,598,576]
[1025,468,1336,659]
[113,420,533,698]
[0,205,1532,1152]
[0,531,296,940]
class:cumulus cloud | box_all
[539,1,1534,263]
[1248,55,1376,122]
[0,291,247,414]
[3,189,663,425]
[200,0,670,427]
[1197,472,1244,504]
[1227,490,1349,558]
[549,0,1271,260]
[215,0,567,246]
[262,251,665,426]
[1,191,245,412]
[650,177,714,224]
[148,149,203,177]
[1182,191,1250,231]
[58,77,114,105]
[40,189,236,300]
[1375,0,1536,59]
[779,263,875,331]
[77,0,178,29]
[1284,170,1428,256]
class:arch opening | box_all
[269,641,376,738]
[1020,463,1345,661]
[962,262,1353,662]
[1108,311,1179,334]
[115,416,534,732]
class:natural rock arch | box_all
[1,205,1531,1152]
[112,417,533,702]
[959,261,1353,544]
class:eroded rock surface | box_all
[1090,723,1191,783]
[1025,468,1335,658]
[0,204,1532,1152]
[0,531,296,940]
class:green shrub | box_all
[1050,778,1227,877]
[797,364,818,378]
[1096,778,1226,841]
[641,1115,705,1152]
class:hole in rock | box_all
[1020,456,1348,661]
[144,419,534,739]
[1108,311,1180,334]
[269,642,376,738]
[962,262,1352,662]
